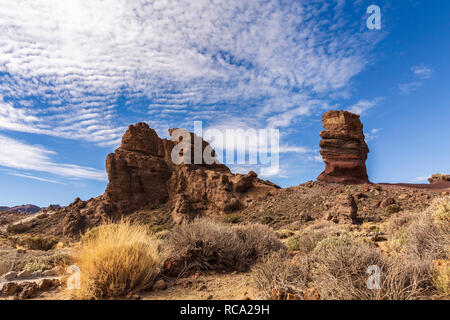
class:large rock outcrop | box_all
[317,110,370,184]
[105,123,278,223]
[46,122,279,236]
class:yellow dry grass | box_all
[72,220,163,299]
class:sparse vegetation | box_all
[223,213,240,224]
[276,229,294,239]
[73,220,164,299]
[165,218,284,272]
[252,251,311,299]
[385,204,401,214]
[432,259,449,297]
[260,215,274,225]
[15,254,70,272]
[9,234,58,251]
[252,196,450,300]
[285,222,345,254]
[7,222,31,234]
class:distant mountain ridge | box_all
[0,204,41,214]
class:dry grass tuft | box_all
[252,232,435,300]
[165,218,284,272]
[311,235,432,300]
[73,220,163,299]
[432,259,450,297]
[251,251,311,299]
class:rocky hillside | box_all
[2,110,448,240]
[0,205,41,214]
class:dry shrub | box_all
[251,251,311,299]
[285,222,345,254]
[0,253,14,276]
[405,198,450,260]
[73,220,163,299]
[252,234,434,300]
[432,196,450,227]
[406,214,448,260]
[384,197,449,259]
[311,234,434,300]
[9,234,58,251]
[165,219,284,272]
[432,259,450,297]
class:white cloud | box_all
[412,176,429,183]
[0,0,381,145]
[411,65,433,79]
[347,98,382,114]
[398,65,433,95]
[0,134,107,181]
[365,128,381,142]
[6,172,63,184]
[399,81,423,95]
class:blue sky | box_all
[0,0,449,207]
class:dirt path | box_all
[144,272,255,300]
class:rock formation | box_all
[42,123,279,236]
[105,123,278,223]
[317,110,370,184]
[323,194,358,224]
[428,174,450,184]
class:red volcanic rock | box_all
[34,122,279,236]
[317,110,370,184]
[50,122,280,235]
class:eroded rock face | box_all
[317,110,370,184]
[428,174,450,184]
[324,194,358,224]
[47,122,279,236]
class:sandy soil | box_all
[143,272,255,300]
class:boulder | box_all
[2,271,17,281]
[1,282,19,296]
[18,282,38,299]
[152,279,167,291]
[324,194,358,224]
[17,270,31,279]
[317,111,370,184]
[38,278,60,291]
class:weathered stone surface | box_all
[38,278,60,291]
[429,173,450,184]
[324,194,358,224]
[18,281,38,299]
[2,271,17,281]
[45,122,279,236]
[17,270,31,279]
[152,279,167,291]
[317,110,370,184]
[1,282,19,296]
